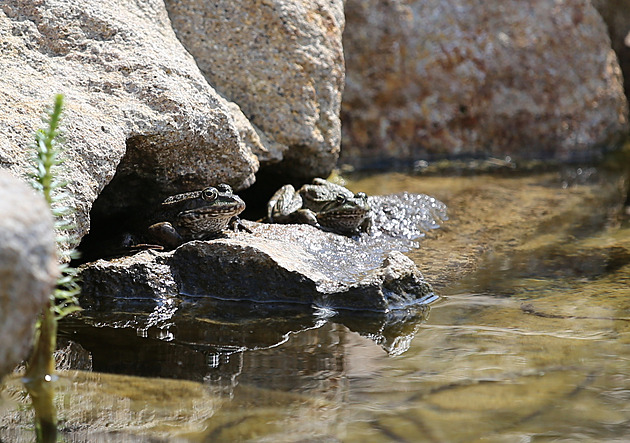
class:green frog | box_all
[267,178,372,234]
[148,184,247,248]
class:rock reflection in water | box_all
[338,306,430,356]
[58,295,431,394]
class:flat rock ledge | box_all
[79,223,436,314]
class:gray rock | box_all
[0,170,56,379]
[79,223,437,314]
[164,0,345,180]
[0,0,260,247]
[341,0,629,168]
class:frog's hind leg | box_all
[293,208,320,227]
[148,222,184,249]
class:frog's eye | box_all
[355,192,367,199]
[202,187,219,201]
[336,194,347,204]
[217,183,232,194]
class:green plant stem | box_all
[24,94,66,443]
[24,302,58,443]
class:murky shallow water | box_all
[4,166,630,442]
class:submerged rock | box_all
[0,170,56,379]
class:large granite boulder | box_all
[593,0,630,104]
[341,0,629,168]
[164,0,345,180]
[0,0,260,246]
[0,170,56,379]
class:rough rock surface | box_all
[0,170,56,379]
[79,223,437,314]
[593,0,630,104]
[341,0,629,168]
[164,0,345,180]
[0,0,260,245]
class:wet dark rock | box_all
[79,192,446,314]
[80,226,434,313]
[74,191,446,374]
[71,206,442,377]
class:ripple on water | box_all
[367,192,448,245]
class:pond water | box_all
[3,163,630,442]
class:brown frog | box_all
[267,178,372,234]
[148,184,247,248]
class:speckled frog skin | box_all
[267,178,372,234]
[148,184,246,248]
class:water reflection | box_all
[58,295,432,392]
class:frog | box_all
[147,183,247,249]
[267,178,372,234]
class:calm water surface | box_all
[4,169,630,442]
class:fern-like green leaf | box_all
[29,93,82,319]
